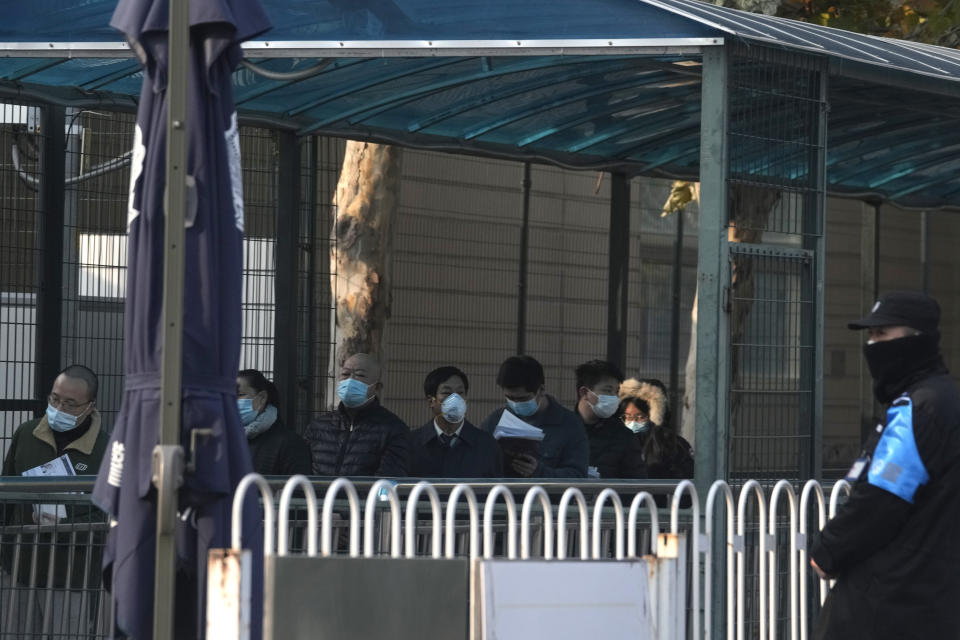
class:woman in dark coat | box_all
[618,378,693,479]
[238,368,312,476]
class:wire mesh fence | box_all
[237,125,280,379]
[62,108,132,433]
[727,44,825,239]
[0,102,42,458]
[0,107,347,460]
[295,136,343,431]
[727,248,816,479]
[723,45,827,480]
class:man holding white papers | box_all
[479,355,588,478]
[2,364,107,478]
[1,364,107,635]
[574,360,646,479]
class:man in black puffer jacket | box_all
[305,353,410,477]
[810,291,960,640]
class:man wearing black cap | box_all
[810,291,960,640]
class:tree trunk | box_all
[679,183,780,448]
[725,185,780,448]
[327,141,401,407]
[681,287,698,445]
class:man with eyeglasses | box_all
[1,364,108,636]
[3,364,107,477]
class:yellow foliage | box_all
[661,180,696,217]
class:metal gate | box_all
[697,43,827,483]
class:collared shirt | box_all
[433,419,464,447]
[409,420,502,478]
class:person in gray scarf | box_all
[237,368,312,475]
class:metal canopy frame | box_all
[0,39,720,57]
[3,37,956,209]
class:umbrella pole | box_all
[154,0,190,638]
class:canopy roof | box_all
[3,0,960,209]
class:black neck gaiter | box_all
[863,333,943,404]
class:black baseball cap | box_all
[848,291,940,337]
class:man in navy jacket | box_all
[410,366,502,478]
[479,355,588,478]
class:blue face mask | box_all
[237,398,258,426]
[624,420,650,434]
[46,404,84,433]
[506,396,539,418]
[338,378,371,408]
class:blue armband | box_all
[867,396,929,503]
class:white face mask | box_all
[589,393,620,419]
[440,393,467,423]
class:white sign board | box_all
[477,560,652,640]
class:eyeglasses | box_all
[48,394,90,411]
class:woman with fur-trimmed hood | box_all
[618,378,694,479]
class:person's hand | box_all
[810,557,830,580]
[511,454,538,477]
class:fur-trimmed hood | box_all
[619,378,667,427]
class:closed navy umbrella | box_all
[92,0,270,638]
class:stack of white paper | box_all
[22,453,75,521]
[493,411,545,441]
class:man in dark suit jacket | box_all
[410,366,502,478]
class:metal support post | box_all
[303,136,318,426]
[152,446,185,638]
[517,162,531,354]
[694,46,730,490]
[606,172,630,372]
[801,66,828,481]
[60,109,82,365]
[274,131,301,425]
[154,0,190,637]
[695,45,730,640]
[36,104,66,408]
[858,202,880,441]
